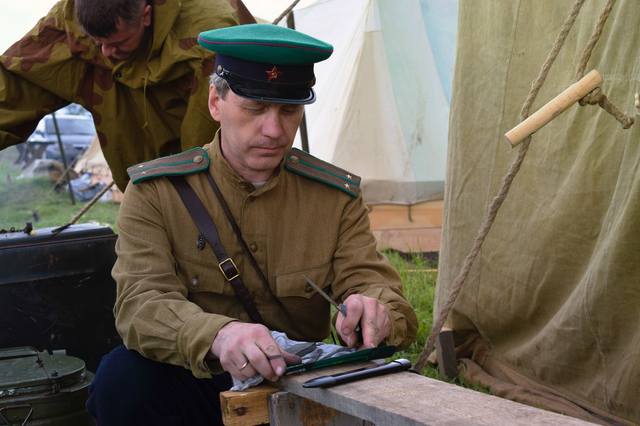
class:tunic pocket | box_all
[275,262,333,300]
[175,254,236,296]
[274,262,333,341]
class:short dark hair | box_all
[75,0,149,38]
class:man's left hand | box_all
[336,294,390,348]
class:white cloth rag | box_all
[230,330,355,391]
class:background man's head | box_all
[75,0,152,61]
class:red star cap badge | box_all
[265,66,282,81]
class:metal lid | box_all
[0,223,115,249]
[0,347,86,399]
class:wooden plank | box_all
[220,384,277,426]
[372,227,441,253]
[278,363,596,426]
[368,200,443,230]
[269,391,374,426]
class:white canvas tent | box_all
[290,0,457,205]
[74,137,123,202]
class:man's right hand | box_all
[210,322,300,381]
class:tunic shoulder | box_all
[127,147,209,184]
[284,148,361,197]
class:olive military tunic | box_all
[113,132,418,378]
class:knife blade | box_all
[303,275,347,316]
[303,275,361,336]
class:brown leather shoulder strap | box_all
[204,174,294,321]
[168,175,264,324]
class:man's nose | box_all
[262,110,285,138]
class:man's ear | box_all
[209,85,222,122]
[142,4,152,27]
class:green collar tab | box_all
[285,148,361,197]
[127,147,210,184]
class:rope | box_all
[413,0,629,373]
[580,88,635,128]
[575,0,616,80]
[576,0,634,128]
[272,0,302,25]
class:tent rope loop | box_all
[414,0,631,373]
[579,87,635,128]
[574,0,634,128]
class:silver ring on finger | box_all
[239,360,249,370]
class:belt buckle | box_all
[218,258,239,281]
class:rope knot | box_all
[577,87,634,129]
[579,86,602,105]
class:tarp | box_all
[290,0,457,204]
[439,1,639,424]
[74,137,123,202]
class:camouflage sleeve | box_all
[178,0,255,149]
[331,194,419,349]
[178,58,220,151]
[0,66,67,148]
[0,1,78,149]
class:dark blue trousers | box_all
[86,345,232,426]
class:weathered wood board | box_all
[277,363,596,426]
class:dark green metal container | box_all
[0,347,93,426]
[0,223,120,371]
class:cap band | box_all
[215,54,316,104]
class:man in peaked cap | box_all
[87,24,417,425]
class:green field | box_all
[1,146,483,391]
[0,146,120,231]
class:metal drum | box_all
[0,347,93,426]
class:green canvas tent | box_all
[440,1,639,424]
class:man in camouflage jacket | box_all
[0,0,254,189]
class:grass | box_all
[0,147,119,231]
[0,146,487,393]
[386,251,489,393]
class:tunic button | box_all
[193,155,203,164]
[114,71,122,79]
[289,155,299,163]
[304,283,313,293]
[191,277,199,287]
[249,242,258,252]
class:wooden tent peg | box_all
[505,69,603,145]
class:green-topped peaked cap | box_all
[198,23,333,64]
[197,24,333,104]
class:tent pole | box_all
[287,12,311,153]
[51,112,76,205]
